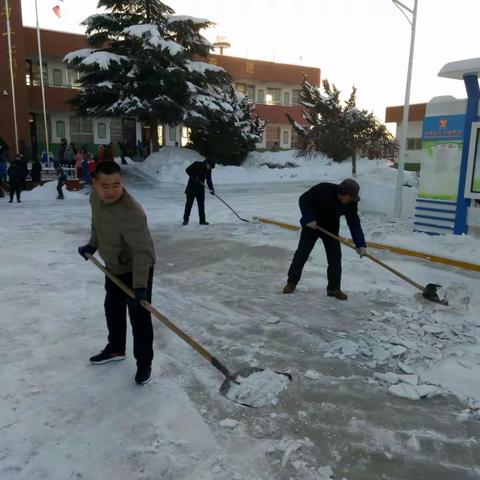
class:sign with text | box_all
[418,114,465,200]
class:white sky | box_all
[20,0,480,122]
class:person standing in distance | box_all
[78,161,156,384]
[183,158,215,225]
[283,179,367,300]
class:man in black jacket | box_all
[183,158,215,225]
[283,179,367,300]
[7,157,25,203]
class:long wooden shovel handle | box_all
[86,254,233,380]
[314,225,425,293]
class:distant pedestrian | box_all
[106,142,115,162]
[75,149,85,177]
[19,140,32,164]
[0,136,9,161]
[82,156,91,185]
[183,158,215,225]
[137,139,143,157]
[0,155,6,198]
[7,156,24,203]
[41,150,53,167]
[97,145,105,163]
[70,142,78,155]
[58,138,67,165]
[88,156,97,177]
[118,141,127,165]
[64,144,75,166]
[56,165,67,199]
[31,159,42,185]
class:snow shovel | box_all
[86,254,291,406]
[314,226,448,306]
[197,180,250,223]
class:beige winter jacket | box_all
[89,188,155,289]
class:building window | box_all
[157,125,164,146]
[266,88,281,105]
[407,138,422,150]
[70,116,93,145]
[67,68,81,88]
[283,92,290,106]
[257,89,265,104]
[181,127,190,146]
[169,126,177,142]
[282,130,289,145]
[31,60,48,86]
[53,69,63,87]
[265,124,281,148]
[25,60,33,86]
[292,89,302,105]
[56,120,66,139]
[291,129,300,148]
[98,122,107,139]
[236,83,255,103]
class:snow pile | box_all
[122,24,183,55]
[225,369,290,407]
[23,181,84,201]
[185,60,225,74]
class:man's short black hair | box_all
[95,161,122,177]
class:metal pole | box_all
[35,0,50,166]
[4,0,19,153]
[393,0,418,218]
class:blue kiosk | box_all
[414,58,480,236]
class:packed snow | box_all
[185,60,225,74]
[2,148,480,479]
[225,369,290,407]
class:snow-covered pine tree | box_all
[64,0,230,151]
[287,76,396,174]
[186,85,264,165]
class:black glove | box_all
[133,288,149,304]
[78,244,97,260]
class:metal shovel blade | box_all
[219,367,292,408]
[423,283,449,306]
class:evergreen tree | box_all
[287,76,396,175]
[64,0,230,151]
[186,85,264,165]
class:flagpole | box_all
[4,0,19,153]
[34,0,50,166]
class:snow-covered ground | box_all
[1,149,480,480]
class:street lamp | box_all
[392,0,418,218]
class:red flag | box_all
[52,5,61,18]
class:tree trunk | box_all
[149,117,159,152]
[352,150,357,177]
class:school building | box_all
[0,0,321,158]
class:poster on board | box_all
[418,115,465,200]
[465,122,480,199]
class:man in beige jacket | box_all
[78,161,156,384]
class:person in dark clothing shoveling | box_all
[183,158,215,225]
[283,179,367,300]
[78,161,156,385]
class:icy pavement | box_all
[1,172,480,479]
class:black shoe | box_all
[182,220,188,225]
[8,200,13,203]
[135,364,152,384]
[199,221,210,225]
[17,200,21,203]
[57,196,64,200]
[89,348,126,364]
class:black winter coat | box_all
[7,163,25,186]
[185,161,214,194]
[299,182,366,248]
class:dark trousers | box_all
[287,227,342,290]
[104,268,154,366]
[183,188,205,223]
[57,180,64,198]
[9,183,21,202]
